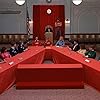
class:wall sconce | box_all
[72,0,82,5]
[29,19,33,24]
[65,19,70,24]
[15,0,26,6]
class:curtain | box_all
[33,5,65,40]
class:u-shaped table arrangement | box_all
[0,46,100,94]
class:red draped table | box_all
[0,46,100,94]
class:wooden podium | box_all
[45,32,53,43]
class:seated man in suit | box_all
[18,41,25,53]
[85,46,96,59]
[55,36,65,47]
[72,40,80,51]
[33,37,41,46]
[55,19,62,40]
[9,43,18,56]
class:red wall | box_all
[33,5,65,40]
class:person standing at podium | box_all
[55,19,62,40]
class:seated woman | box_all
[55,36,65,47]
[18,41,25,53]
[72,40,80,51]
[85,46,96,59]
[44,38,52,46]
[77,44,86,56]
[9,43,18,56]
[33,37,41,46]
[1,47,11,59]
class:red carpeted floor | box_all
[0,85,100,100]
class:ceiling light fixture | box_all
[72,0,82,5]
[15,0,25,6]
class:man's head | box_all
[59,36,64,40]
[35,37,38,40]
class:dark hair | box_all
[80,44,85,49]
[74,40,78,43]
[45,28,52,32]
[18,41,24,45]
[89,45,96,50]
[11,42,16,46]
[1,47,6,53]
[57,18,60,21]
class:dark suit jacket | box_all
[73,44,80,51]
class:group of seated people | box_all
[0,41,28,62]
[33,36,97,59]
[0,36,97,63]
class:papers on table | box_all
[18,57,23,60]
[56,46,63,48]
[45,47,51,49]
[9,61,14,65]
[56,46,60,47]
[85,55,88,58]
[24,48,28,51]
[85,59,90,63]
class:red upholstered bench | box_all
[16,64,84,89]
